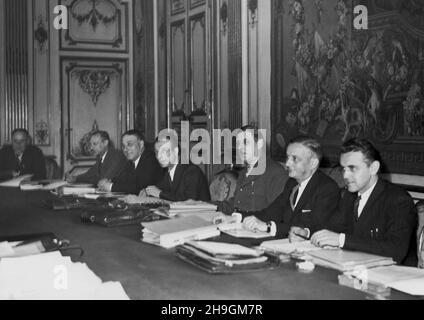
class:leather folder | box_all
[176,244,280,274]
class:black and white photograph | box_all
[0,0,423,305]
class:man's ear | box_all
[370,161,380,175]
[311,156,319,171]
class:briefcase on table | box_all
[80,201,166,227]
[0,233,83,258]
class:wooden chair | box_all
[45,156,61,180]
[417,201,424,268]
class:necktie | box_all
[354,195,362,220]
[290,184,300,210]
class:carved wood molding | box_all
[74,70,117,106]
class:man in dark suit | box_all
[0,128,46,181]
[311,139,417,266]
[235,136,340,238]
[216,125,288,214]
[139,132,210,202]
[98,130,164,195]
[66,131,127,185]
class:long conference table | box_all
[0,187,416,300]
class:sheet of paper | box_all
[0,174,33,187]
[353,265,424,287]
[142,216,213,235]
[389,278,424,296]
[0,242,15,257]
[260,239,322,254]
[0,251,130,300]
[188,241,262,257]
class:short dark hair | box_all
[239,125,264,143]
[289,136,323,164]
[11,128,29,138]
[91,131,110,143]
[341,138,382,166]
[123,129,144,141]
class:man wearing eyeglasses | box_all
[0,128,46,182]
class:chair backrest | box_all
[417,201,424,268]
[209,169,238,202]
[45,156,61,180]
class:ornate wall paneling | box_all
[133,0,156,141]
[60,0,129,52]
[166,0,214,178]
[271,0,424,175]
[61,59,129,172]
[33,0,52,147]
[228,0,243,130]
[1,0,33,144]
[0,0,5,144]
[167,0,212,132]
[217,0,229,129]
[247,0,258,126]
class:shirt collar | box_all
[169,164,178,181]
[298,173,314,189]
[358,178,378,200]
[134,156,141,169]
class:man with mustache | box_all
[311,138,417,266]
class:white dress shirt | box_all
[293,174,314,208]
[168,165,177,182]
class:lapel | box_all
[356,178,385,224]
[293,170,321,214]
[135,149,150,171]
[170,164,184,193]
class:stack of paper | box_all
[61,186,97,195]
[179,241,267,267]
[260,239,322,255]
[20,180,68,191]
[0,252,129,300]
[307,249,395,272]
[0,175,33,188]
[141,216,220,249]
[347,265,424,296]
[152,200,219,222]
[218,223,271,239]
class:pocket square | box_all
[301,209,312,213]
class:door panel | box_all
[61,59,129,173]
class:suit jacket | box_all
[112,148,165,195]
[217,158,289,214]
[157,164,210,202]
[0,145,46,181]
[76,148,127,185]
[253,170,340,238]
[327,178,417,265]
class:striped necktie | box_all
[290,184,300,210]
